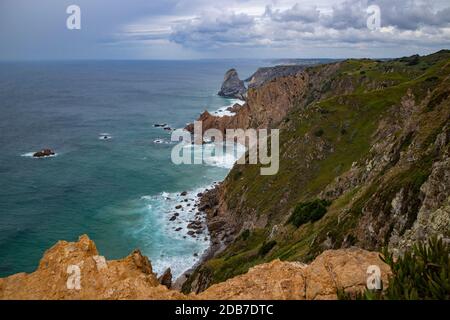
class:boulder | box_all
[33,149,55,158]
[158,268,172,289]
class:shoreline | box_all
[172,99,244,289]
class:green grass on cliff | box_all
[183,51,450,292]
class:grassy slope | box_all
[183,51,450,290]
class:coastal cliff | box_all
[186,65,309,134]
[1,51,449,300]
[182,50,450,293]
[0,235,390,300]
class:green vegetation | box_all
[183,51,450,293]
[339,237,450,300]
[259,240,277,256]
[383,237,450,300]
[314,128,324,137]
[287,199,331,228]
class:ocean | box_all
[0,60,265,278]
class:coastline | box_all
[171,98,245,287]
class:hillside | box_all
[182,50,450,293]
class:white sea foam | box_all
[153,138,173,145]
[182,142,247,169]
[211,99,244,117]
[99,133,112,140]
[21,152,58,158]
[133,101,246,277]
[136,185,216,277]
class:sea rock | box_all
[188,221,202,230]
[218,69,246,100]
[33,149,55,158]
[180,191,188,196]
[158,268,172,289]
[169,216,177,221]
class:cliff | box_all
[186,65,312,134]
[0,235,390,300]
[245,65,305,89]
[2,51,449,300]
[183,50,450,293]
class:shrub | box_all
[288,199,331,228]
[241,229,250,241]
[338,237,450,300]
[259,240,277,256]
[314,128,324,137]
[382,237,450,300]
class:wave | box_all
[21,152,58,158]
[135,185,218,277]
[182,142,247,169]
[99,133,112,140]
[210,99,244,117]
[153,138,173,145]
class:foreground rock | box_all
[0,235,390,300]
[33,149,55,158]
[0,235,184,300]
[218,69,246,100]
[197,248,390,300]
[158,268,173,289]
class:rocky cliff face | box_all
[245,65,305,89]
[0,235,390,300]
[218,69,246,100]
[183,50,450,293]
[0,235,184,300]
[186,66,312,135]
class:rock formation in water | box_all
[218,69,246,100]
[33,149,55,158]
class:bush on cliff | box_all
[259,240,277,256]
[287,199,331,228]
[339,237,450,300]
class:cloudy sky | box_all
[1,0,449,60]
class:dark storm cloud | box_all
[1,0,450,59]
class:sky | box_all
[0,0,450,60]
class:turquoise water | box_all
[0,60,263,277]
